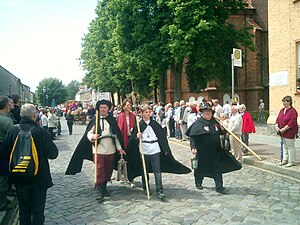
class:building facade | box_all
[165,0,269,113]
[268,0,300,123]
[0,65,33,103]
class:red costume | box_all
[117,111,135,147]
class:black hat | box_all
[96,99,112,110]
[199,103,214,112]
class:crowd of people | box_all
[0,94,298,225]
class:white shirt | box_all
[142,120,161,155]
[87,117,122,155]
[228,113,242,135]
[41,114,48,127]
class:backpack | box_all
[9,125,39,180]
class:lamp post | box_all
[8,83,12,96]
[43,87,46,107]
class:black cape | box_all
[126,119,191,181]
[65,114,125,175]
[186,117,241,178]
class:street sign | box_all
[233,48,242,67]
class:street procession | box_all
[1,0,300,224]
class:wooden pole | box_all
[217,118,262,161]
[94,110,99,184]
[131,81,150,200]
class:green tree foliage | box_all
[36,78,68,106]
[66,80,80,100]
[81,0,254,99]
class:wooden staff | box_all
[131,81,150,200]
[94,110,99,185]
[216,117,262,161]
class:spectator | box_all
[275,96,298,167]
[0,96,14,211]
[11,94,21,124]
[0,103,58,224]
[257,99,265,123]
[239,104,256,155]
[66,110,75,135]
[228,104,243,163]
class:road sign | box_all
[233,48,242,67]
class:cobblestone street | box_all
[43,119,300,225]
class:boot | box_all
[96,183,105,201]
[104,182,110,197]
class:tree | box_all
[35,78,68,106]
[81,0,254,101]
[66,80,80,100]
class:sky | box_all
[0,0,98,92]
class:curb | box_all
[243,156,300,181]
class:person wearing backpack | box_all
[0,103,58,225]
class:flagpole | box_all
[131,81,150,200]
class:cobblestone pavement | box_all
[42,120,300,225]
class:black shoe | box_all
[196,184,203,190]
[216,187,228,194]
[96,193,104,201]
[104,190,111,197]
[157,192,165,199]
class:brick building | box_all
[165,0,269,113]
[267,0,300,124]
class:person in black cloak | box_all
[185,103,242,194]
[126,104,191,199]
[65,99,125,201]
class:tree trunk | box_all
[159,73,166,103]
[171,64,182,101]
[154,84,158,103]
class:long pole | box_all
[94,110,99,185]
[231,54,235,102]
[131,81,150,200]
[216,118,262,161]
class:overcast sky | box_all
[0,0,97,92]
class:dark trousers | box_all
[94,154,115,186]
[241,133,249,153]
[194,172,223,190]
[142,153,163,193]
[168,118,175,137]
[48,127,55,139]
[67,123,73,135]
[16,184,47,225]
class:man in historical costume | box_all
[65,99,125,201]
[186,103,241,194]
[126,104,191,199]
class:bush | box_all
[249,110,269,122]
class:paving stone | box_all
[12,120,298,225]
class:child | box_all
[137,104,165,199]
[126,104,191,199]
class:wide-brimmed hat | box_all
[199,103,214,112]
[96,99,112,110]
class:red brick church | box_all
[165,0,269,112]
